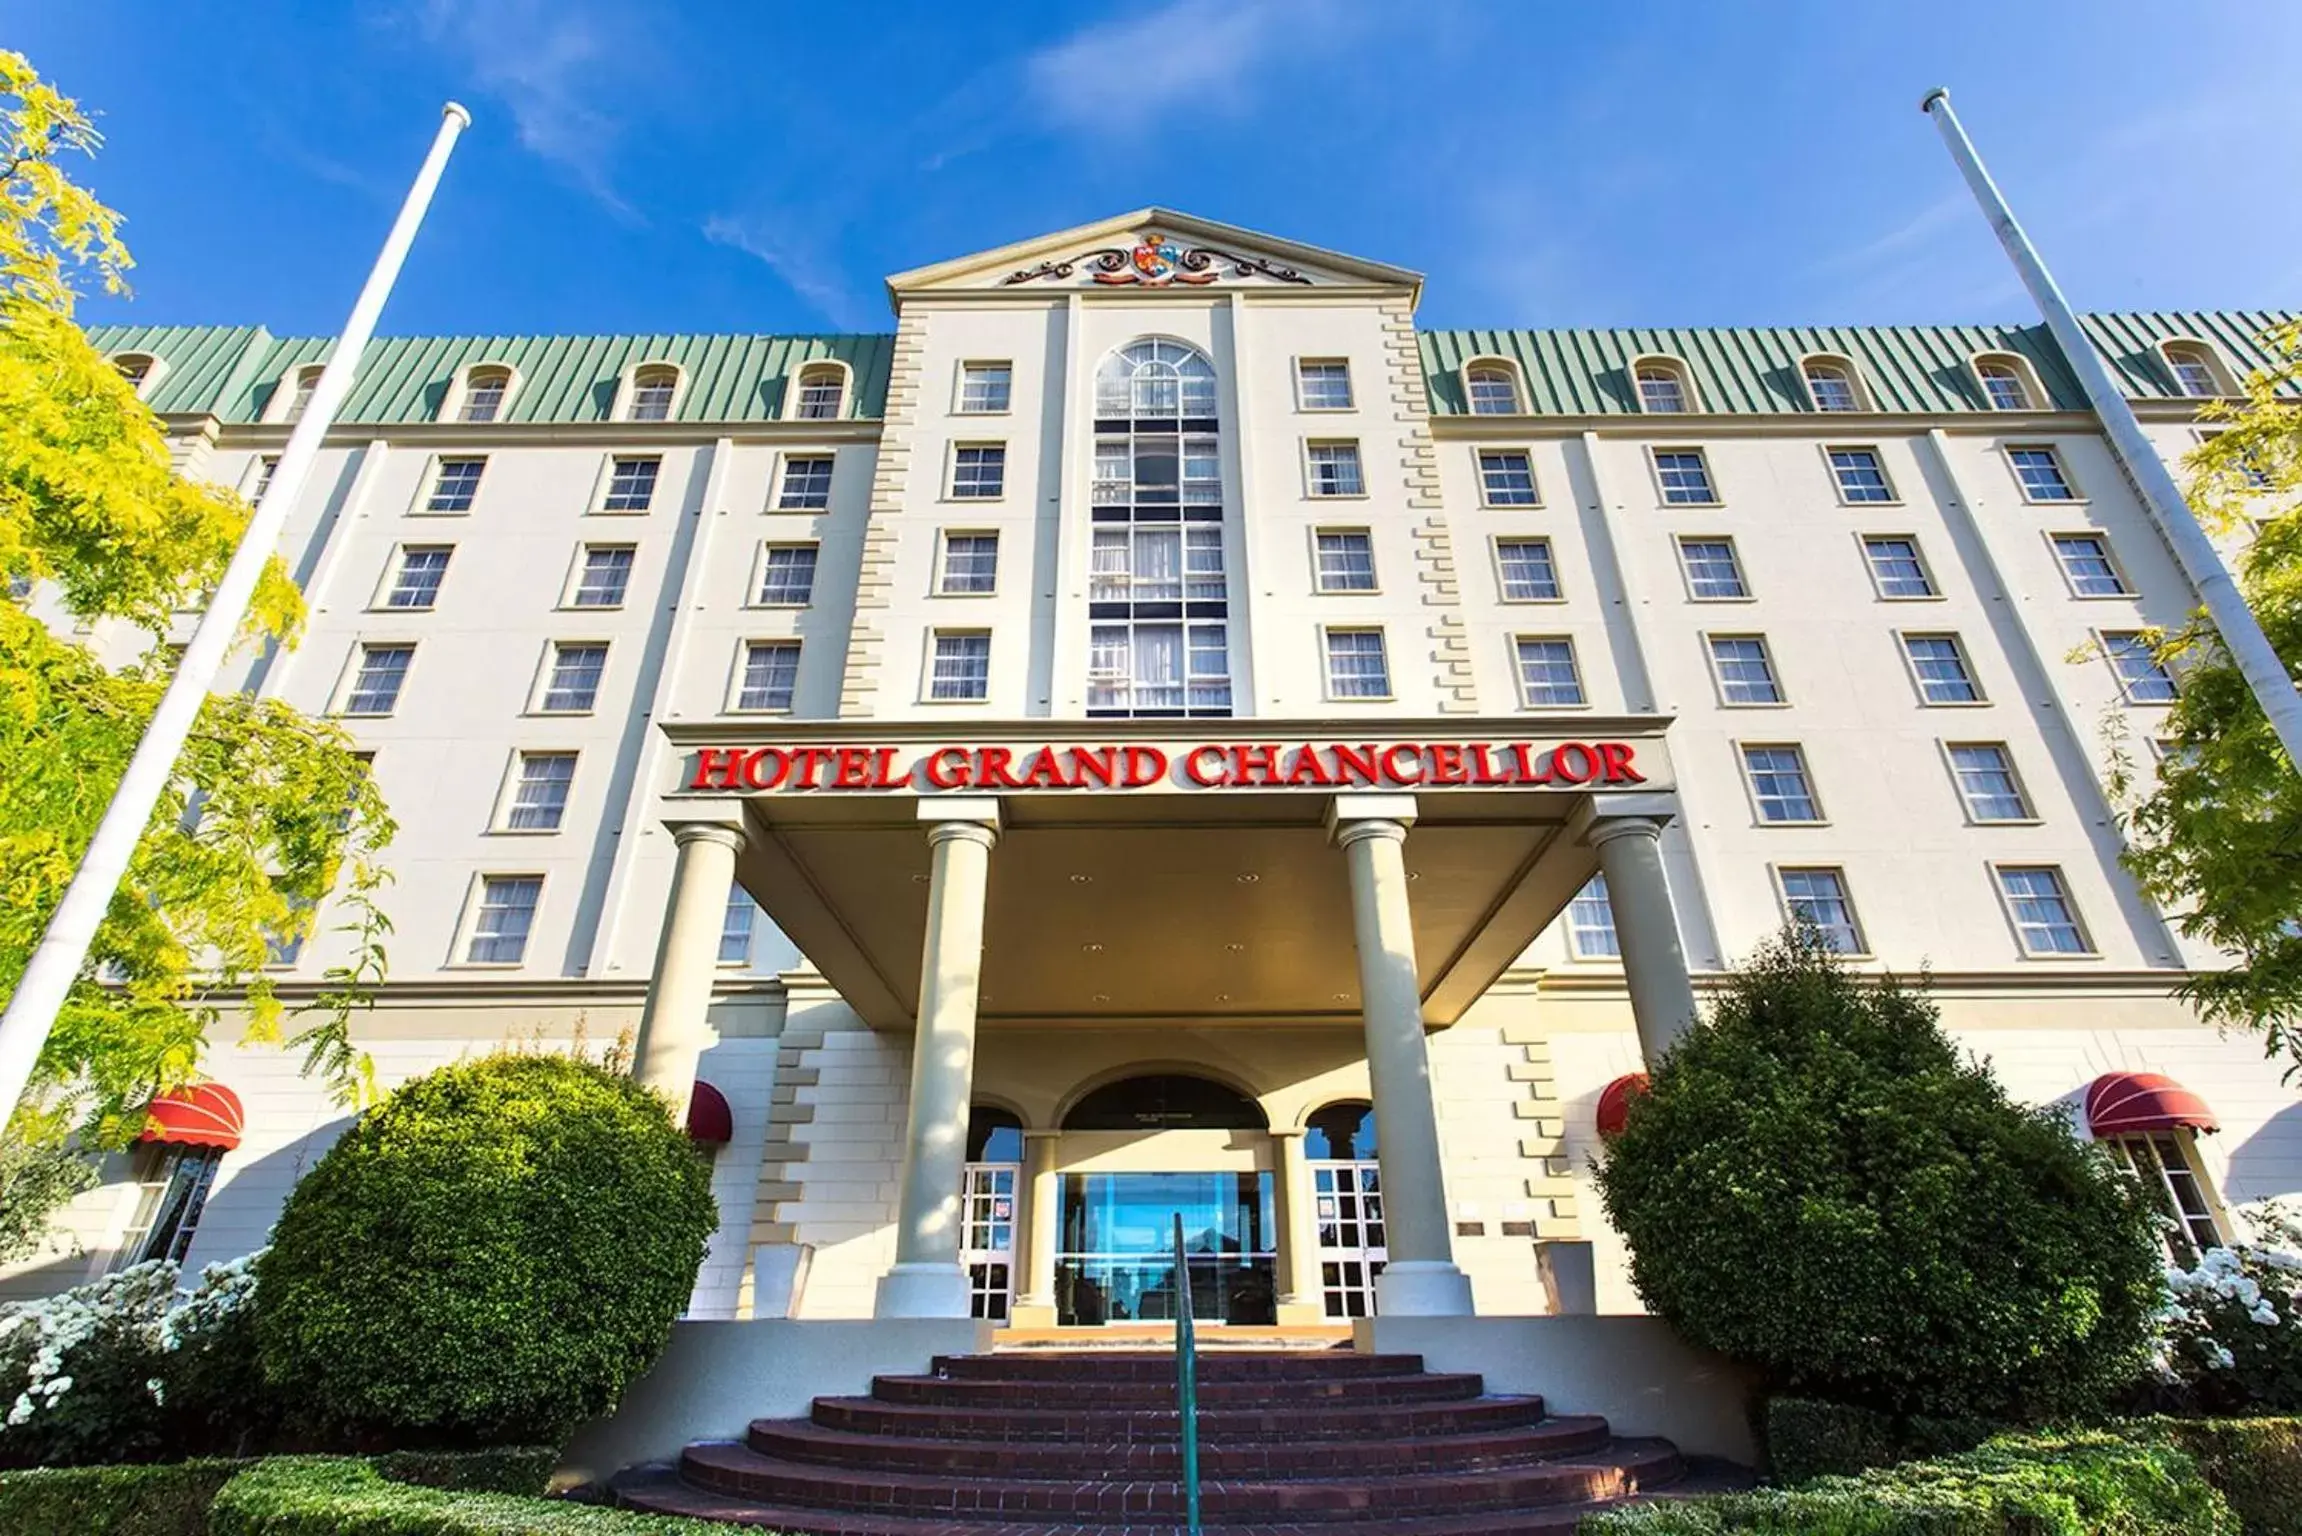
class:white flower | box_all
[2252,1303,2281,1326]
[2205,1341,2237,1370]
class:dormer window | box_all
[1802,357,1863,412]
[1634,359,1692,413]
[793,363,846,421]
[2160,341,2230,399]
[1464,362,1523,415]
[112,352,160,397]
[626,364,680,422]
[1973,355,2036,411]
[457,366,513,423]
[280,365,325,425]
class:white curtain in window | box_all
[1134,530,1182,599]
[1090,531,1129,600]
[1133,625,1183,707]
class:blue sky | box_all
[21,2,2300,338]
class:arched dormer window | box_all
[622,363,683,422]
[449,364,515,424]
[1972,353,2040,412]
[270,364,326,425]
[111,351,163,398]
[2159,340,2233,400]
[789,361,849,422]
[1633,357,1694,413]
[1094,337,1216,421]
[1463,360,1524,415]
[1801,355,1867,412]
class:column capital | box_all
[1576,791,1680,849]
[1327,793,1417,847]
[919,797,1002,847]
[1022,1128,1062,1142]
[1268,1126,1307,1141]
[670,820,747,853]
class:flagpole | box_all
[0,102,473,1126]
[1922,87,2302,771]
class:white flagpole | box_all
[0,102,473,1126]
[1922,87,2302,771]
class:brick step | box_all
[941,1350,1425,1382]
[676,1437,1684,1521]
[811,1389,1551,1443]
[749,1413,1613,1477]
[869,1370,1485,1409]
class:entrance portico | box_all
[634,718,1694,1323]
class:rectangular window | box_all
[951,444,1006,499]
[1091,526,1226,602]
[1476,448,1539,507]
[1514,636,1586,707]
[505,752,576,831]
[252,456,279,502]
[1324,628,1391,699]
[719,890,756,966]
[929,632,992,701]
[2102,631,2177,703]
[1778,867,1864,953]
[736,640,800,711]
[1947,743,2033,822]
[2108,1133,2223,1265]
[572,545,634,608]
[1495,538,1561,601]
[343,643,413,715]
[1862,536,1937,599]
[1709,635,1783,705]
[1566,875,1619,959]
[1297,359,1353,411]
[938,532,1000,595]
[1743,745,1822,823]
[1087,621,1232,715]
[540,642,607,713]
[1827,447,1895,503]
[2009,446,2077,502]
[1997,865,2091,954]
[1307,442,1366,498]
[958,362,1011,414]
[1678,538,1747,600]
[601,455,661,512]
[1903,633,1982,704]
[756,544,819,606]
[426,457,486,513]
[1652,449,1718,505]
[466,875,541,964]
[115,1144,223,1270]
[776,454,834,510]
[1314,530,1377,592]
[384,546,450,610]
[2051,533,2131,597]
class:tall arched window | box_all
[457,365,513,423]
[625,364,680,421]
[792,362,847,420]
[1973,355,2034,411]
[1464,362,1523,415]
[1802,358,1861,412]
[2160,342,2227,399]
[1634,359,1691,413]
[276,364,326,425]
[1088,340,1231,719]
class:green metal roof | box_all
[88,310,2293,424]
[85,327,896,423]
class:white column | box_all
[1586,802,1701,1067]
[631,822,745,1102]
[1272,1127,1324,1325]
[1328,794,1474,1317]
[1010,1129,1062,1328]
[876,800,1001,1319]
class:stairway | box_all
[611,1348,1723,1534]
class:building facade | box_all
[12,210,2296,1327]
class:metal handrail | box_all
[1172,1213,1202,1536]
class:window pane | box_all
[1779,868,1861,953]
[427,457,486,513]
[1496,539,1560,601]
[960,363,1012,414]
[1467,367,1520,415]
[757,545,818,605]
[2103,632,2176,703]
[459,372,507,423]
[1654,450,1715,503]
[1315,531,1376,592]
[738,641,800,711]
[1299,361,1353,410]
[1326,630,1390,697]
[468,876,541,963]
[1979,363,2030,410]
[346,644,413,715]
[574,546,634,607]
[2052,534,2128,596]
[1566,875,1619,958]
[1515,637,1585,706]
[1710,636,1781,704]
[777,455,833,510]
[2171,356,2217,398]
[2009,447,2075,501]
[1904,635,1979,703]
[941,533,999,594]
[931,633,992,701]
[629,372,676,421]
[720,891,756,965]
[1949,744,2030,821]
[1679,539,1746,599]
[543,643,606,712]
[952,445,1006,499]
[1807,365,1857,411]
[386,546,450,609]
[1478,450,1538,506]
[1863,537,1935,598]
[1998,866,2088,954]
[1637,369,1687,413]
[603,456,660,511]
[1829,448,1894,503]
[1308,443,1365,497]
[507,752,576,830]
[796,371,844,419]
[1744,746,1819,822]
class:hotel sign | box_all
[686,738,1649,794]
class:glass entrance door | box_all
[1054,1171,1276,1326]
[961,1163,1018,1321]
[1312,1160,1386,1318]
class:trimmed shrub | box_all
[1764,1396,1998,1486]
[1594,929,2165,1422]
[2129,1417,2302,1536]
[1581,1431,2234,1534]
[255,1054,716,1447]
[0,1457,243,1536]
[209,1456,749,1534]
[371,1446,558,1496]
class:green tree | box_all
[1594,928,2164,1422]
[0,50,394,1256]
[2111,322,2302,1069]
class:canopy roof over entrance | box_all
[661,718,1674,1031]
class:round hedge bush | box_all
[255,1053,717,1446]
[1595,928,2164,1422]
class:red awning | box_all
[139,1083,245,1152]
[687,1081,733,1146]
[1596,1073,1650,1140]
[2085,1071,2219,1137]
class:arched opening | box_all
[1801,356,1864,412]
[1305,1099,1376,1159]
[1463,360,1524,415]
[455,364,513,423]
[626,363,680,421]
[1061,1072,1268,1130]
[1634,357,1692,413]
[1303,1099,1386,1318]
[963,1105,1023,1321]
[791,362,847,421]
[1972,353,2037,411]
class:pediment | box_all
[887,208,1422,301]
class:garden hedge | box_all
[207,1456,750,1535]
[2131,1417,2302,1536]
[0,1456,244,1536]
[1765,1396,1998,1486]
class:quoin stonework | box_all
[16,209,2294,1330]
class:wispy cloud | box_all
[405,0,641,220]
[703,215,871,330]
[1024,0,1349,128]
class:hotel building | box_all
[11,210,2298,1331]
